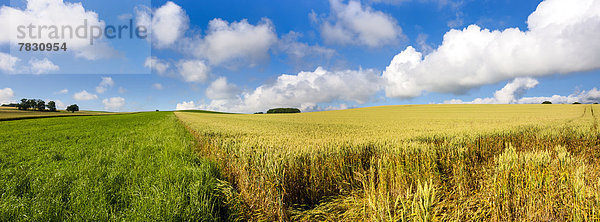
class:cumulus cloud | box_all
[317,0,404,47]
[445,78,600,104]
[54,99,66,109]
[444,77,539,104]
[517,89,600,104]
[95,77,114,94]
[0,52,19,72]
[73,90,98,101]
[177,60,210,83]
[29,58,59,74]
[177,67,381,113]
[383,0,600,99]
[144,56,170,74]
[0,0,117,60]
[277,31,336,71]
[55,89,69,94]
[102,97,125,110]
[187,18,277,67]
[152,83,163,90]
[205,77,239,100]
[139,2,332,71]
[135,1,188,48]
[0,88,15,105]
[175,101,198,110]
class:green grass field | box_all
[176,104,600,221]
[1,104,599,221]
[0,112,235,221]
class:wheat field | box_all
[176,104,600,221]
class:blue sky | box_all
[0,0,599,112]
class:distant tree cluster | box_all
[542,101,598,104]
[17,99,49,111]
[16,98,78,113]
[0,103,18,107]
[266,108,301,114]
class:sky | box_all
[0,0,599,112]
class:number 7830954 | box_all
[18,42,67,51]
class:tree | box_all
[35,99,46,111]
[17,98,29,110]
[542,101,552,104]
[27,99,36,110]
[47,101,57,112]
[573,102,581,104]
[66,104,79,113]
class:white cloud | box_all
[95,77,114,94]
[140,2,328,70]
[54,100,66,109]
[188,18,277,67]
[318,0,404,47]
[0,88,15,105]
[176,101,198,110]
[0,52,19,72]
[516,89,600,104]
[205,77,239,100]
[277,31,336,71]
[177,59,210,83]
[152,83,163,90]
[73,90,98,101]
[44,99,66,110]
[0,0,117,60]
[135,1,188,48]
[179,66,381,113]
[445,78,600,105]
[118,87,127,94]
[144,56,170,74]
[55,89,69,94]
[29,58,59,74]
[383,0,600,99]
[324,103,350,111]
[102,97,125,110]
[443,77,539,104]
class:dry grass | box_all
[176,104,600,221]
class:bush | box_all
[254,112,264,114]
[266,108,301,114]
[573,102,581,104]
[542,101,552,104]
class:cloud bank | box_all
[383,0,600,98]
[445,77,600,104]
[177,67,381,112]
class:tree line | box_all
[16,98,79,113]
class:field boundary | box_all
[0,112,140,122]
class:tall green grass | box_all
[0,112,233,221]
